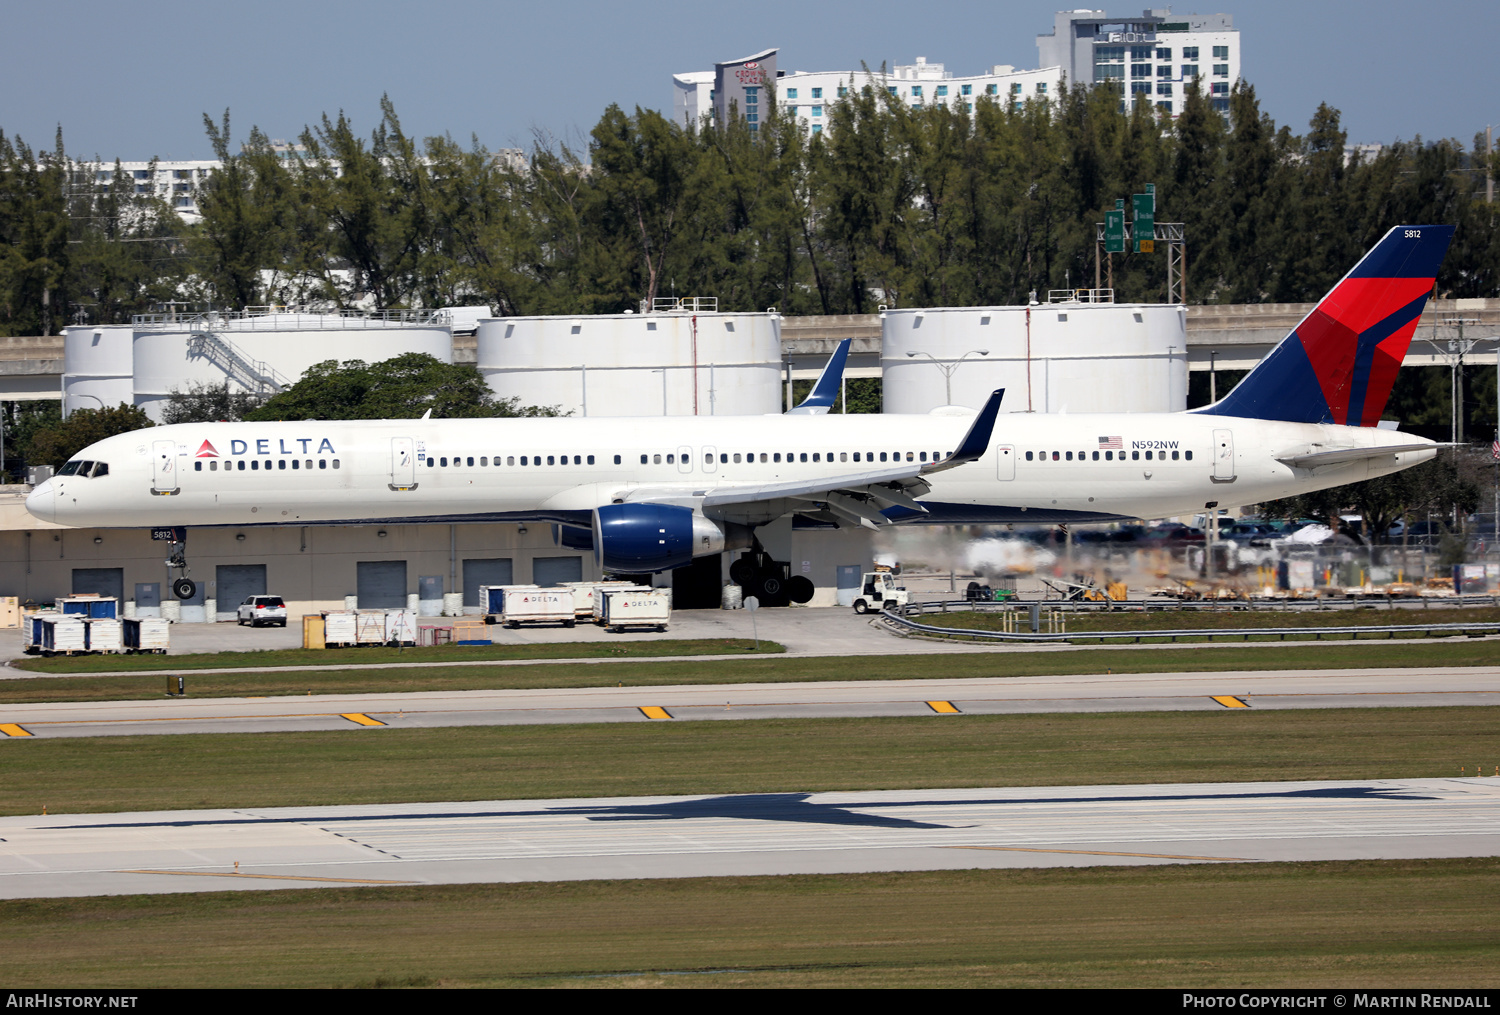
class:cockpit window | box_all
[89,462,108,477]
[57,461,82,476]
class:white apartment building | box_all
[88,160,217,223]
[86,142,312,225]
[680,8,1240,134]
[1036,8,1240,117]
[674,51,1063,136]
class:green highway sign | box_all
[1105,210,1125,253]
[1133,189,1155,253]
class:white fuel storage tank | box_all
[881,302,1187,415]
[477,309,782,417]
[128,310,453,422]
[61,326,134,416]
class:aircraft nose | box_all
[25,480,55,523]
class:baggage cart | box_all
[499,589,575,628]
[85,618,123,653]
[479,585,538,623]
[561,581,637,620]
[321,611,358,647]
[39,616,87,654]
[56,595,118,619]
[383,608,418,645]
[354,611,388,645]
[591,584,651,625]
[600,589,672,633]
[123,617,170,653]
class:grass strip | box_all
[3,860,1498,988]
[11,637,784,674]
[0,640,1497,705]
[4,707,1498,816]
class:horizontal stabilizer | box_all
[1276,442,1436,470]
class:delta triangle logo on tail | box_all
[195,440,219,458]
[1195,225,1455,427]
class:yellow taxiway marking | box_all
[926,700,961,714]
[638,706,673,720]
[0,723,34,737]
[340,713,386,727]
[119,869,415,884]
[1212,695,1250,708]
[949,845,1255,861]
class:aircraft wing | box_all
[1275,443,1436,470]
[625,389,1006,529]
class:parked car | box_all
[236,595,288,627]
[1139,525,1204,545]
[1222,522,1282,546]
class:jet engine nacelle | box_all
[552,523,594,551]
[592,503,750,573]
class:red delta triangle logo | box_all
[195,440,219,458]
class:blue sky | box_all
[3,0,1496,162]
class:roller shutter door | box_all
[532,556,583,587]
[72,568,123,602]
[462,558,514,607]
[356,560,408,609]
[217,564,267,620]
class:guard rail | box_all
[879,602,1500,644]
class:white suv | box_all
[236,595,288,627]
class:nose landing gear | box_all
[154,528,196,600]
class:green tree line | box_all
[3,81,1498,336]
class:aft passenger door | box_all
[996,444,1015,480]
[1212,429,1236,482]
[390,437,417,491]
[151,440,178,495]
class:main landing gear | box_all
[729,547,814,607]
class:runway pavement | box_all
[3,778,1499,898]
[2,665,1497,739]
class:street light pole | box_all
[905,349,990,407]
[1428,318,1484,444]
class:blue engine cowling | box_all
[592,503,749,573]
[552,523,594,551]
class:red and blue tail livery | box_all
[1196,225,1455,427]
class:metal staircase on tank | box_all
[186,325,293,395]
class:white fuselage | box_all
[26,411,1435,530]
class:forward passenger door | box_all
[390,437,417,491]
[151,440,178,495]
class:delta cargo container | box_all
[599,589,672,632]
[499,590,575,628]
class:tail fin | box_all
[1195,225,1454,426]
[787,338,851,415]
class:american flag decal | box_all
[1098,436,1123,450]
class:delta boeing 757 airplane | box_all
[27,225,1454,580]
